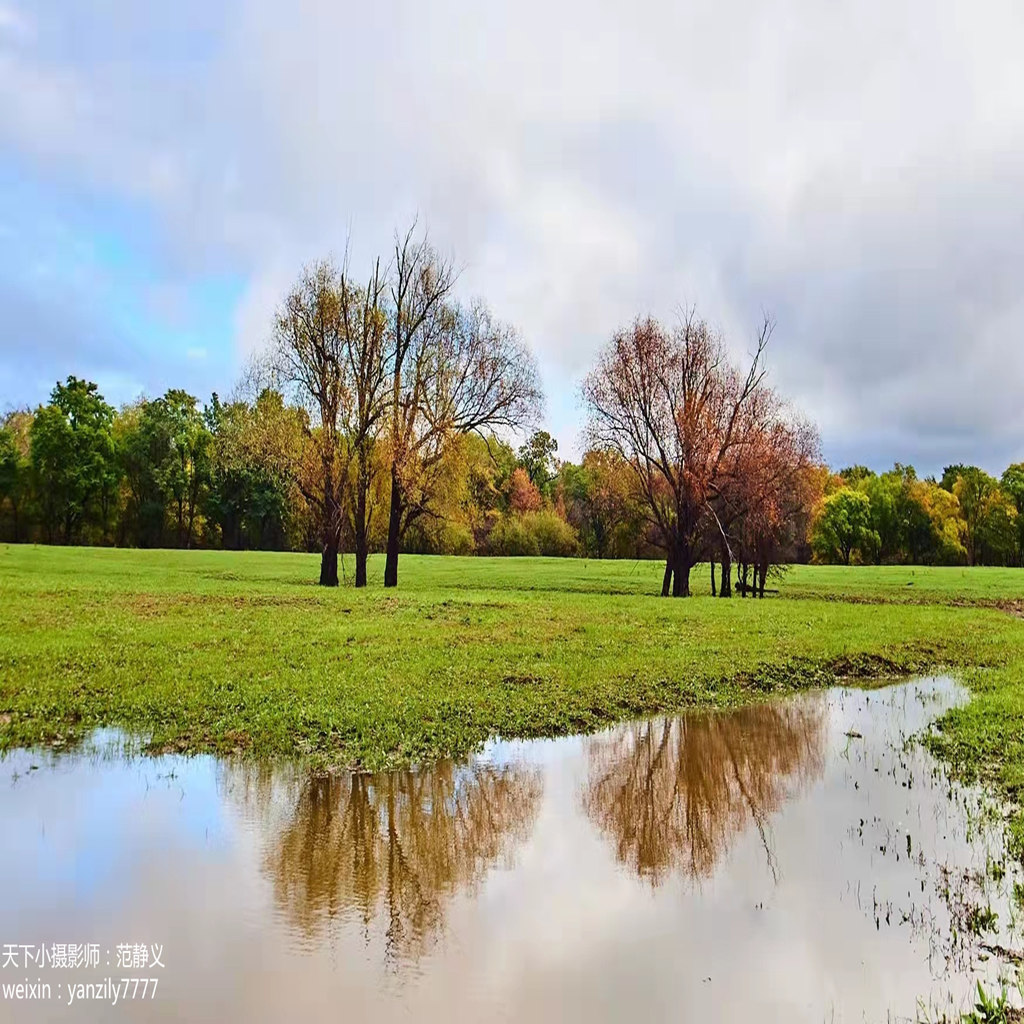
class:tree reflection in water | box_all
[583,697,827,885]
[226,761,542,962]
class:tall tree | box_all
[810,487,876,565]
[383,226,458,588]
[518,430,558,492]
[384,232,541,586]
[0,410,31,542]
[29,377,117,544]
[338,259,389,587]
[583,311,776,597]
[270,261,349,586]
[952,467,998,566]
[160,390,211,548]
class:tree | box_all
[0,410,31,542]
[518,430,558,492]
[952,467,998,566]
[561,449,641,559]
[269,260,349,586]
[337,260,389,587]
[839,465,874,487]
[978,488,1018,566]
[920,483,967,564]
[940,464,971,492]
[30,377,117,543]
[160,390,211,548]
[711,390,820,597]
[583,311,779,597]
[1001,463,1024,565]
[810,487,876,565]
[383,226,458,587]
[383,227,542,586]
[205,392,300,551]
[507,467,542,513]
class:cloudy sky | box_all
[1,0,1022,475]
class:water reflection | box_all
[226,761,543,959]
[3,678,1023,1023]
[584,698,826,883]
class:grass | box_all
[2,545,1024,778]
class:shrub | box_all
[487,516,541,556]
[523,509,579,557]
[485,510,579,557]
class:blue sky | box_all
[0,159,243,411]
[2,0,1024,474]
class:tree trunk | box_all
[661,558,673,597]
[384,466,402,588]
[319,540,339,587]
[719,546,732,598]
[354,449,369,588]
[710,560,717,597]
[354,520,368,588]
[671,550,690,597]
[758,560,768,598]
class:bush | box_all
[404,518,476,555]
[486,516,541,556]
[486,510,579,557]
[523,509,579,556]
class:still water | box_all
[1,677,1021,1022]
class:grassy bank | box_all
[2,546,1024,773]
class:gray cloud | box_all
[1,0,1022,473]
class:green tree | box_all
[952,467,998,565]
[920,482,967,564]
[518,430,558,492]
[0,411,32,541]
[810,487,877,565]
[861,464,936,564]
[159,390,211,547]
[117,399,174,547]
[1000,463,1024,565]
[560,449,639,558]
[205,390,308,551]
[838,465,874,487]
[940,463,971,492]
[30,377,117,543]
[978,488,1018,566]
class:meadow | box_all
[0,544,1023,805]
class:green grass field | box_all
[2,544,1024,796]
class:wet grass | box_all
[2,545,1024,774]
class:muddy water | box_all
[1,678,1022,1022]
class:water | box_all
[1,677,1021,1022]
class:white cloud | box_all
[2,0,1023,469]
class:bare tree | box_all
[383,228,542,587]
[338,259,389,588]
[269,261,348,586]
[582,311,772,597]
[383,226,458,587]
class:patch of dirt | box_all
[501,674,545,687]
[121,593,327,618]
[992,599,1024,619]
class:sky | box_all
[1,0,1022,476]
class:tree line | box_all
[809,463,1024,567]
[2,227,1021,593]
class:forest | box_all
[2,228,1023,589]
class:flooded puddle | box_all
[2,677,1022,1022]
